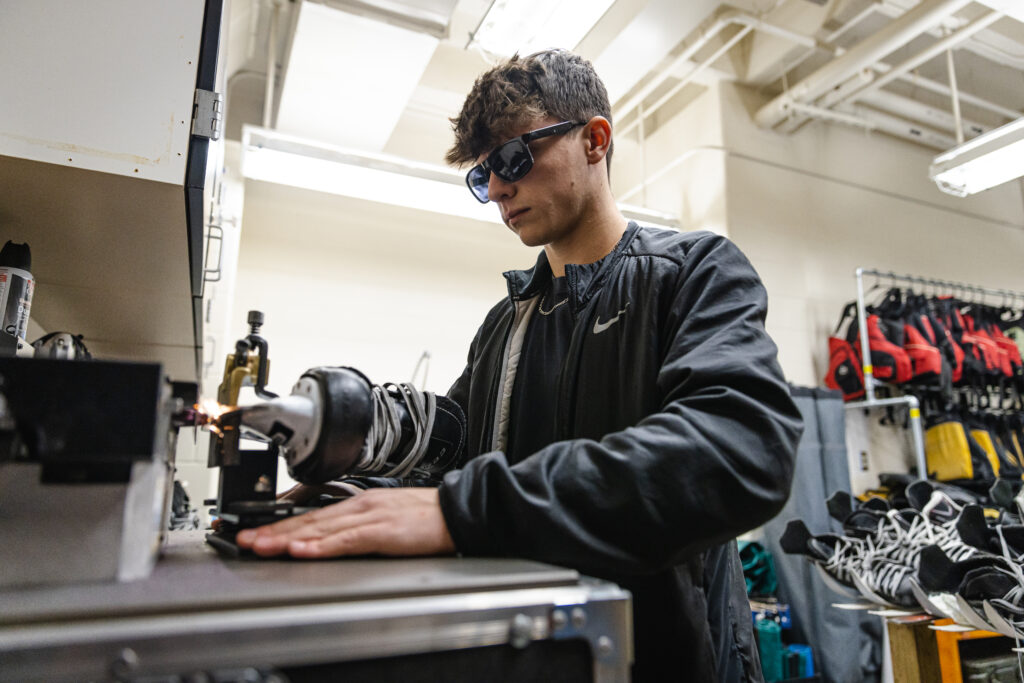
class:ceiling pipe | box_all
[754,0,973,129]
[874,63,1022,121]
[825,9,1004,113]
[778,68,874,134]
[858,89,988,138]
[613,9,816,129]
[788,11,1002,139]
[781,95,964,149]
[946,46,964,145]
[839,104,956,149]
[874,0,1024,70]
[778,1,883,81]
[617,24,754,140]
[786,101,877,130]
[777,11,1021,123]
[612,1,1019,205]
[785,100,957,149]
[263,0,281,129]
[776,15,1018,134]
[613,2,1015,148]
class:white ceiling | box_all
[274,2,440,149]
[223,0,1024,167]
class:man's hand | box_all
[210,482,362,532]
[235,488,456,559]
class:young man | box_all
[237,49,802,681]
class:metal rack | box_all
[849,267,1024,480]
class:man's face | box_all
[476,116,589,249]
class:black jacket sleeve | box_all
[437,235,802,578]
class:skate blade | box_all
[851,569,901,608]
[908,577,951,619]
[982,600,1024,639]
[954,594,1001,634]
[813,562,861,600]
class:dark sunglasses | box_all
[465,121,585,203]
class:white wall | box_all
[612,79,729,235]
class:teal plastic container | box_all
[756,617,784,682]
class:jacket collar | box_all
[503,250,553,302]
[503,221,641,312]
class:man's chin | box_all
[510,225,548,248]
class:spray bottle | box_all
[0,241,34,356]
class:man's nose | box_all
[487,171,514,202]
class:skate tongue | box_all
[919,543,1012,593]
[844,509,884,537]
[956,505,992,552]
[906,480,936,511]
[917,545,960,592]
[826,491,855,523]
[960,567,1017,601]
[779,519,813,555]
[989,478,1022,510]
[861,497,890,513]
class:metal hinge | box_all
[192,88,224,140]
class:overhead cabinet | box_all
[0,0,224,381]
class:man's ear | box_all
[583,117,612,165]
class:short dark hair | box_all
[446,49,613,173]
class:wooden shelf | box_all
[887,616,1010,683]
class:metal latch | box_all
[192,88,224,141]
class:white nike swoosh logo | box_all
[593,302,630,334]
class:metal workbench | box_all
[0,531,632,682]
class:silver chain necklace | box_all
[538,291,569,315]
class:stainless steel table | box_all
[0,531,632,682]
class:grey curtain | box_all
[758,386,882,683]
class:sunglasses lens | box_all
[466,164,490,203]
[493,139,532,182]
[465,138,536,203]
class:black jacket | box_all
[437,224,803,681]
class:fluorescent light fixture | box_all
[243,126,501,224]
[930,115,1024,197]
[275,2,438,151]
[469,0,616,57]
[316,0,457,39]
[241,126,681,231]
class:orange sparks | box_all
[196,399,232,421]
[194,400,237,435]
